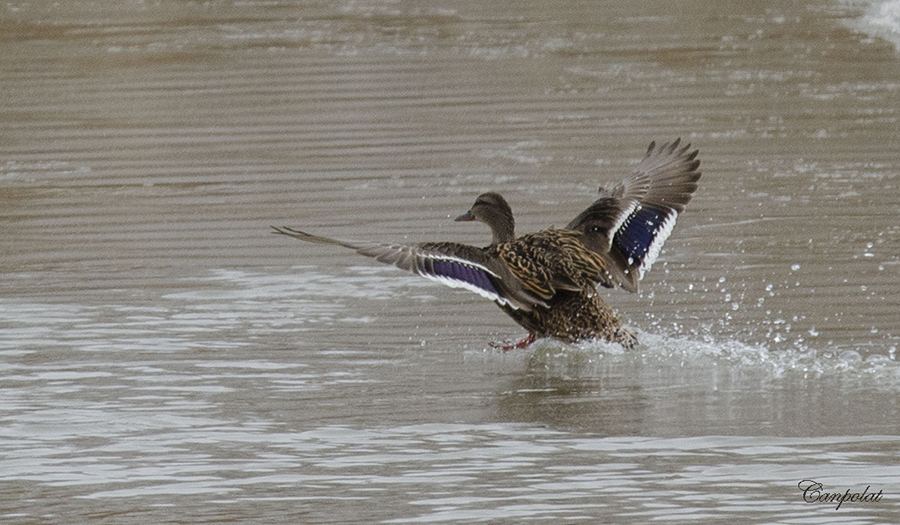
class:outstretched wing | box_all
[566,138,701,292]
[271,226,547,311]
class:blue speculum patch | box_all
[432,260,498,295]
[614,207,668,264]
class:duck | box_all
[272,138,701,350]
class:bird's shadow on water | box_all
[491,331,900,436]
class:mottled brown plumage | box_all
[273,139,701,349]
[485,229,637,348]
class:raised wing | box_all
[566,138,701,292]
[271,226,547,311]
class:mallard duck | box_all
[273,138,701,350]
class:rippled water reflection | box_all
[2,0,900,523]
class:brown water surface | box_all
[2,0,899,523]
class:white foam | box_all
[844,0,900,51]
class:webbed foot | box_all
[489,333,538,352]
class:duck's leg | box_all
[489,333,537,352]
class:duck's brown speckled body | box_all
[273,139,701,349]
[482,229,636,348]
[504,289,635,347]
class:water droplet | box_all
[839,350,862,363]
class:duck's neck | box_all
[488,213,515,245]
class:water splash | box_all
[843,0,900,51]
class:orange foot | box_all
[489,333,537,352]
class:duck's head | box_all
[455,192,516,245]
